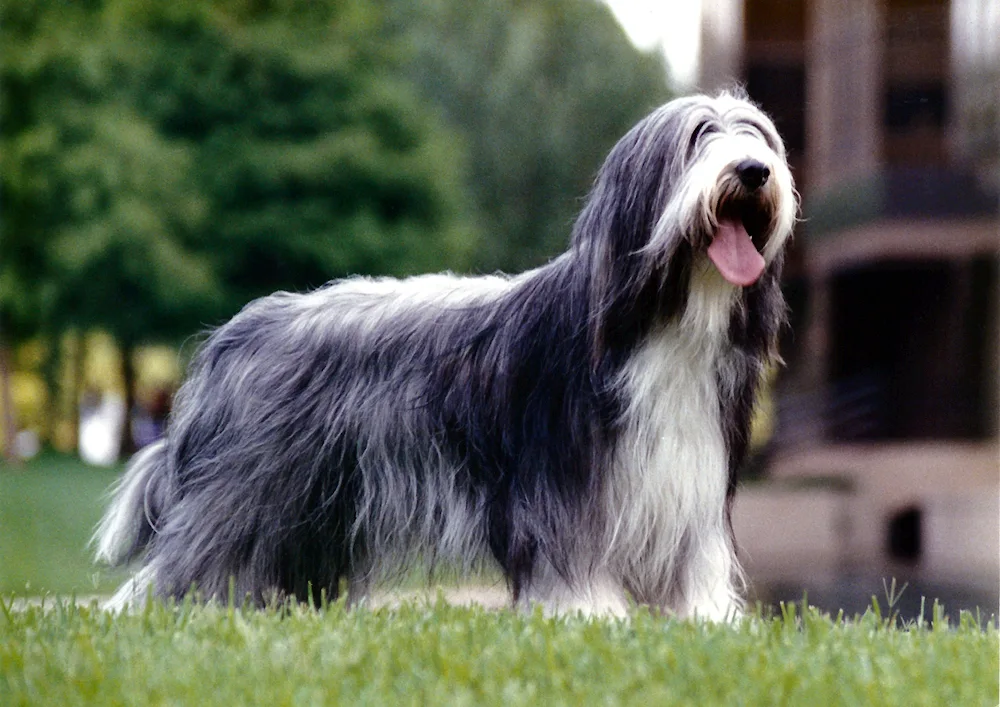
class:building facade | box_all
[700,0,999,605]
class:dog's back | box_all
[96,274,533,607]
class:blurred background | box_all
[1,0,997,619]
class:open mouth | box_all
[707,202,770,287]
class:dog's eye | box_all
[735,123,766,144]
[694,121,717,140]
[735,119,781,153]
[688,120,717,157]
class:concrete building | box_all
[700,0,1000,611]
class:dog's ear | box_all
[581,196,690,370]
[572,105,696,368]
[573,172,635,367]
[573,143,687,370]
[587,232,614,367]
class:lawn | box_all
[0,453,127,596]
[1,597,997,706]
[1,454,997,705]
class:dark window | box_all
[884,84,947,131]
[888,506,922,563]
[829,259,994,441]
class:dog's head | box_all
[651,92,796,286]
[575,92,797,294]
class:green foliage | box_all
[2,0,671,343]
[48,105,218,343]
[0,0,98,340]
[1,1,217,343]
[389,0,671,271]
[1,0,477,342]
[1,598,996,706]
[1,0,480,453]
[107,5,477,316]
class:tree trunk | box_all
[41,332,60,451]
[70,331,85,456]
[0,341,18,464]
[118,341,138,461]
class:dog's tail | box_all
[94,439,171,567]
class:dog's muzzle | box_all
[706,159,771,288]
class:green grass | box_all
[1,454,997,705]
[0,453,126,596]
[1,597,997,706]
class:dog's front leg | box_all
[518,558,630,618]
[676,530,743,621]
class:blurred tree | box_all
[2,1,221,455]
[385,0,672,271]
[109,1,476,316]
[0,0,90,343]
[46,102,219,455]
[1,0,478,456]
[1,0,106,457]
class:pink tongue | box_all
[707,219,766,286]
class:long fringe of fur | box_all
[97,92,796,618]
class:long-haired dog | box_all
[97,92,796,619]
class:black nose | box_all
[735,159,770,191]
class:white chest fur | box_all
[603,264,739,611]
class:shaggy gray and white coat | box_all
[97,92,797,619]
